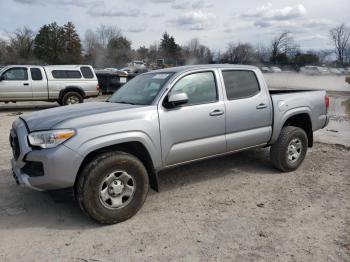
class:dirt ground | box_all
[0,90,350,261]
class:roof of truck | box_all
[2,65,93,69]
[150,64,258,73]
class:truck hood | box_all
[21,102,143,131]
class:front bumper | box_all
[10,119,83,191]
[11,158,43,191]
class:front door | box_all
[0,67,32,99]
[158,70,226,166]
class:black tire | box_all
[62,91,83,106]
[270,126,308,172]
[76,151,149,224]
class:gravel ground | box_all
[0,88,350,261]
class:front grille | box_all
[9,132,20,160]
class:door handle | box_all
[256,103,267,109]
[209,109,224,116]
[23,83,29,86]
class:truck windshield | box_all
[108,72,173,105]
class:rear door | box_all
[158,70,226,166]
[221,69,272,151]
[30,67,48,99]
[0,67,32,99]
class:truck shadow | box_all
[158,148,277,192]
[0,148,278,230]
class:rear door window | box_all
[30,68,43,80]
[222,70,260,100]
[80,66,94,79]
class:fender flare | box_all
[73,131,162,191]
[59,86,86,100]
[269,106,312,145]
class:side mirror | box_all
[167,92,188,108]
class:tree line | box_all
[0,21,349,68]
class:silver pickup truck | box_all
[0,65,99,105]
[9,65,329,224]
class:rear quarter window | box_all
[30,68,43,80]
[222,70,260,100]
[52,70,82,79]
[80,66,94,79]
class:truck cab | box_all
[0,66,46,100]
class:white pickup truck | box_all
[0,65,99,105]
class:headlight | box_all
[28,129,76,149]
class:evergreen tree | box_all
[62,22,82,63]
[107,36,132,67]
[34,22,65,64]
[160,32,181,65]
[34,22,82,64]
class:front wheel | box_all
[270,126,308,172]
[76,152,149,224]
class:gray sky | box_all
[0,0,349,51]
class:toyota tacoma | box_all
[9,65,329,224]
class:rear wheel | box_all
[270,126,308,172]
[62,91,83,106]
[76,151,149,224]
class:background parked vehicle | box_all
[261,66,271,73]
[328,68,343,75]
[270,66,282,73]
[260,66,282,73]
[128,61,146,71]
[300,66,329,75]
[0,65,99,105]
[9,64,329,224]
[95,69,131,94]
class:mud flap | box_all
[149,171,159,192]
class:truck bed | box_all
[268,88,328,145]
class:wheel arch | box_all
[59,86,86,101]
[75,141,159,192]
[282,113,313,147]
[270,107,313,147]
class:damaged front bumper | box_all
[9,118,83,191]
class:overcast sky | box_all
[0,0,349,51]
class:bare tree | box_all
[329,23,350,66]
[255,43,270,64]
[0,38,10,64]
[96,25,122,49]
[270,31,298,64]
[148,42,159,62]
[9,27,35,62]
[183,38,212,64]
[224,42,255,64]
[345,44,350,64]
[136,46,149,61]
[83,25,123,67]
